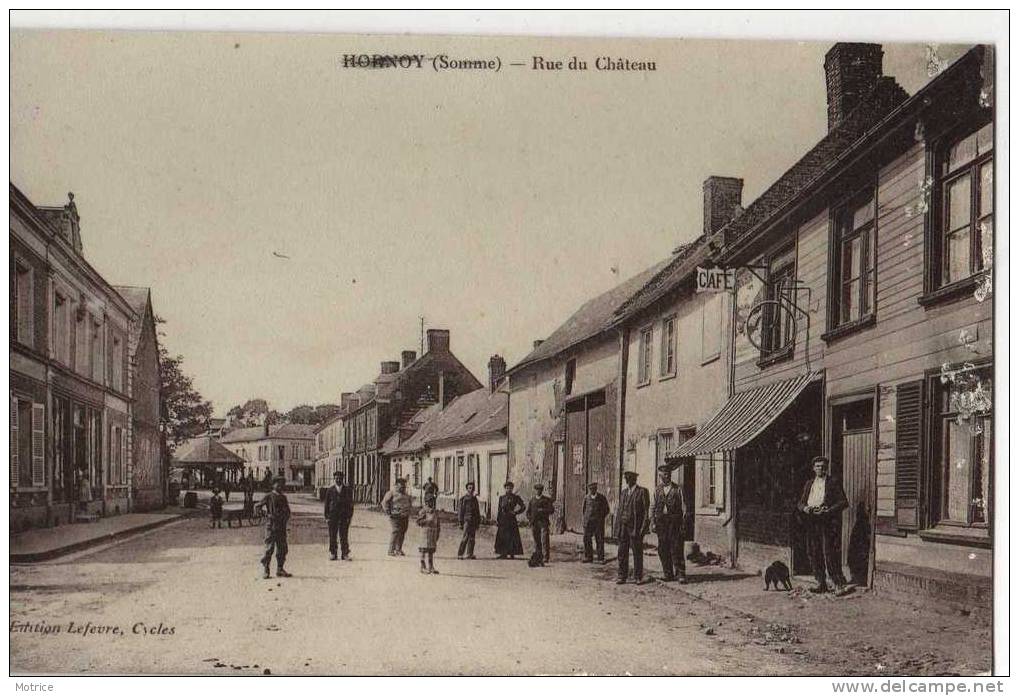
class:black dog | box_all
[764,560,793,591]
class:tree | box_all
[155,317,213,452]
[285,403,341,425]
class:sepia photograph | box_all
[7,11,1007,682]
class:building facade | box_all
[218,423,316,488]
[343,330,483,505]
[505,259,668,533]
[670,44,994,610]
[10,185,144,531]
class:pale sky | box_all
[9,31,968,415]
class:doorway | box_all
[830,396,876,586]
[563,389,611,532]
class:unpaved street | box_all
[11,496,800,676]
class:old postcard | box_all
[8,13,1005,681]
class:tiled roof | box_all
[507,257,673,374]
[612,76,910,324]
[382,388,508,456]
[172,436,245,465]
[218,423,316,443]
[218,426,267,444]
[113,286,150,317]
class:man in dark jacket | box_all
[457,481,481,559]
[526,483,554,564]
[324,470,354,561]
[423,477,439,509]
[258,476,292,579]
[651,465,686,582]
[614,470,650,584]
[581,481,609,563]
[798,456,850,595]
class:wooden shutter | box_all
[31,403,45,487]
[10,396,19,488]
[894,380,925,530]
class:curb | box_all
[10,511,197,563]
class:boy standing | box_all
[209,487,224,529]
[258,476,292,579]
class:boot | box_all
[276,567,292,578]
[261,564,271,580]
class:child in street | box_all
[416,500,441,575]
[209,487,224,529]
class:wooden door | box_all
[831,398,875,586]
[564,398,588,532]
[586,391,610,490]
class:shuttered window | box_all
[31,403,45,486]
[894,380,925,530]
[10,396,19,488]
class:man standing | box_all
[423,476,439,509]
[382,477,413,556]
[798,456,850,595]
[651,465,686,582]
[613,471,650,585]
[581,481,609,564]
[324,470,354,561]
[526,483,554,564]
[258,476,292,579]
[457,481,480,559]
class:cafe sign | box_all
[695,266,736,293]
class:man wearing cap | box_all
[651,465,687,582]
[423,476,439,509]
[613,471,650,584]
[324,470,354,561]
[457,481,481,559]
[526,483,555,564]
[581,481,609,564]
[382,477,413,556]
[258,476,292,579]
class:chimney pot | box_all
[401,350,417,369]
[488,354,507,392]
[703,176,744,236]
[426,329,450,354]
[824,43,884,131]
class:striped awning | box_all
[668,371,821,458]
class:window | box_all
[394,461,402,482]
[10,397,45,488]
[564,359,576,396]
[53,292,70,364]
[412,460,421,487]
[443,456,452,493]
[699,452,726,509]
[701,295,722,363]
[931,364,992,529]
[90,318,103,383]
[660,316,677,377]
[110,426,126,485]
[655,430,674,473]
[110,333,124,392]
[12,259,34,347]
[466,454,477,484]
[937,122,993,288]
[831,189,877,327]
[762,245,796,356]
[637,326,653,385]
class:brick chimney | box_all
[824,43,884,131]
[488,354,507,392]
[380,361,401,375]
[426,329,450,354]
[703,176,744,236]
[401,350,417,369]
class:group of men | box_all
[255,454,852,596]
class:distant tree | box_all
[285,403,341,425]
[155,317,213,453]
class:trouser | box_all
[458,522,478,557]
[616,524,644,580]
[531,521,551,562]
[328,516,351,557]
[806,515,846,587]
[583,519,605,560]
[261,528,288,569]
[655,516,686,579]
[389,516,409,553]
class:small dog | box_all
[764,560,793,591]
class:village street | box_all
[10,495,990,676]
[9,494,801,676]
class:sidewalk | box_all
[10,508,194,563]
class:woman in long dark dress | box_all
[494,481,526,559]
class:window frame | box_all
[825,184,878,340]
[758,243,797,364]
[564,358,576,396]
[12,257,34,348]
[659,315,677,379]
[636,324,654,387]
[920,115,994,307]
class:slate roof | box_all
[507,257,673,375]
[172,436,245,466]
[113,286,151,317]
[381,388,508,456]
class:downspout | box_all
[725,274,739,567]
[613,326,630,540]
